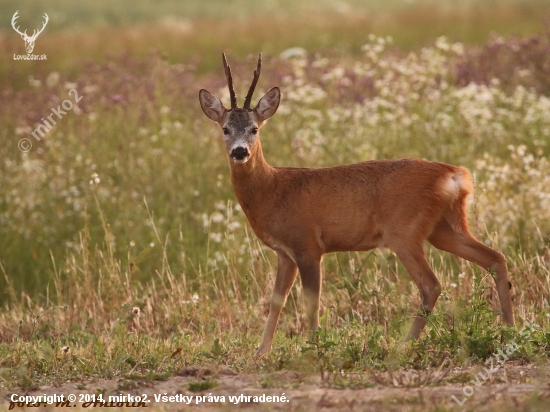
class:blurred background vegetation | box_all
[2,0,550,88]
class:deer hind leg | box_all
[391,243,442,340]
[428,219,514,326]
[296,255,322,332]
[255,251,298,358]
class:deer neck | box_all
[229,142,274,215]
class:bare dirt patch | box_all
[2,362,549,411]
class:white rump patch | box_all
[440,169,472,201]
[441,174,461,198]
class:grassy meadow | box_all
[1,0,550,408]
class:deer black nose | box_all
[231,147,249,160]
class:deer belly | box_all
[320,219,384,253]
[255,214,383,257]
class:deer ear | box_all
[199,89,226,123]
[255,87,280,122]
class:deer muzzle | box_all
[230,146,250,162]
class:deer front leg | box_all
[254,251,298,358]
[296,256,322,332]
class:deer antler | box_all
[243,53,262,109]
[29,13,49,41]
[222,53,237,109]
[11,11,27,37]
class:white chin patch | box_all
[232,157,250,164]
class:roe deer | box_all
[199,53,514,358]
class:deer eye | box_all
[222,127,230,135]
[251,127,258,134]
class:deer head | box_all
[199,53,280,164]
[12,11,49,54]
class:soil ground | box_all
[2,362,549,411]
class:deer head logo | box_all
[11,11,49,54]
